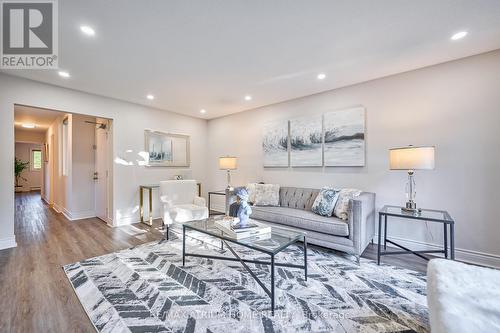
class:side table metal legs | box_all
[139,187,154,226]
[450,223,455,260]
[270,255,275,316]
[377,214,382,265]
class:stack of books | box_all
[215,218,271,240]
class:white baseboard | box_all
[114,214,162,227]
[62,209,96,221]
[0,236,17,250]
[52,203,62,213]
[374,234,500,269]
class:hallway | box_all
[0,192,163,332]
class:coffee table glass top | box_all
[183,216,305,254]
[380,205,454,223]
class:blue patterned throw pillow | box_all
[311,187,341,217]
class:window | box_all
[31,149,42,171]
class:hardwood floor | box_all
[0,192,428,332]
[0,192,164,332]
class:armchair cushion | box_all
[166,204,208,224]
[193,196,206,207]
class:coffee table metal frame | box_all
[182,220,307,315]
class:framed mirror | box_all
[144,130,190,167]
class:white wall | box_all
[207,50,500,267]
[14,142,43,192]
[0,73,208,250]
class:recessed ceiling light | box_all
[58,71,70,78]
[22,123,36,129]
[146,94,155,100]
[451,31,468,40]
[244,95,252,101]
[317,73,326,80]
[200,109,206,114]
[80,25,95,36]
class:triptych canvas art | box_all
[262,106,365,167]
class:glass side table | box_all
[207,190,226,216]
[377,205,455,265]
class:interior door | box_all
[95,121,108,223]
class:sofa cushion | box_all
[334,188,362,220]
[311,187,341,216]
[279,187,320,211]
[254,184,280,206]
[251,206,349,237]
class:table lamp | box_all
[389,145,435,212]
[219,156,237,190]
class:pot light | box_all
[80,25,95,36]
[244,95,252,101]
[451,31,468,40]
[200,109,206,114]
[146,94,155,100]
[317,73,326,80]
[58,71,70,78]
[22,123,36,129]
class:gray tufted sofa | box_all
[226,186,375,259]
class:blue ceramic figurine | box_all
[234,187,252,226]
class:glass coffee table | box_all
[182,217,307,315]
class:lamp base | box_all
[401,201,421,213]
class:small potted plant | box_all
[15,158,29,192]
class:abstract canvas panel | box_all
[290,115,322,167]
[324,107,365,166]
[263,120,289,167]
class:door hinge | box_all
[93,144,97,150]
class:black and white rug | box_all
[63,233,429,332]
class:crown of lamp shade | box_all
[219,156,237,170]
[389,146,435,170]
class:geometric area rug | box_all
[63,233,429,333]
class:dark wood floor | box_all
[0,192,427,332]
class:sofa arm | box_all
[348,192,376,256]
[194,196,206,207]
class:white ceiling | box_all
[14,105,65,132]
[3,0,500,119]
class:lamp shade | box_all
[219,156,237,170]
[389,146,435,170]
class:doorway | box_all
[13,104,113,224]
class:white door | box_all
[95,121,108,223]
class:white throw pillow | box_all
[254,184,280,206]
[246,183,258,204]
[333,188,362,220]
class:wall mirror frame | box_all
[144,130,190,167]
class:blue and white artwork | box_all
[323,107,365,166]
[263,120,289,167]
[146,130,173,165]
[290,115,322,167]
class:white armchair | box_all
[160,180,208,239]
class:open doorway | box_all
[14,104,113,225]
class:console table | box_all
[140,182,202,226]
[377,205,455,264]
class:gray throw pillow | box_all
[311,187,341,217]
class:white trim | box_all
[62,209,96,221]
[0,236,17,250]
[52,203,63,213]
[114,214,162,227]
[374,234,500,269]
